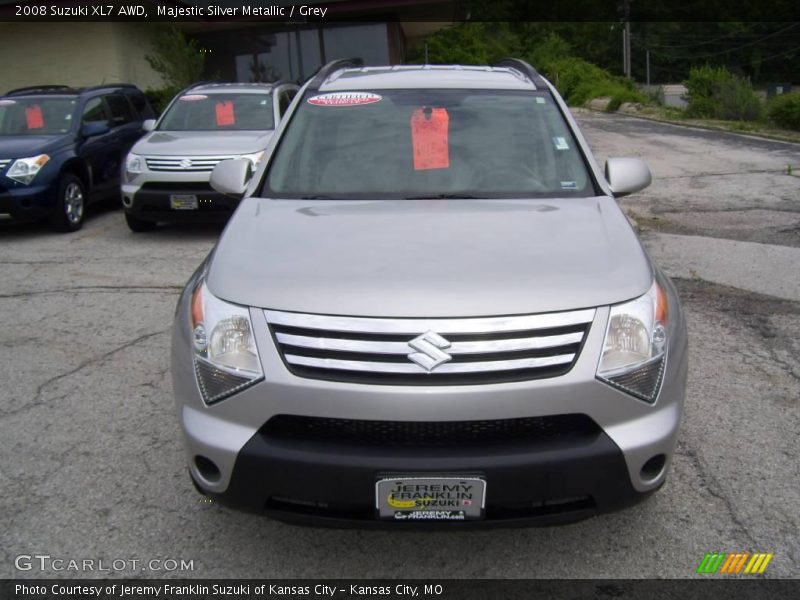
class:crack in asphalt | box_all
[658,168,792,180]
[0,285,183,299]
[0,328,170,420]
[676,439,760,548]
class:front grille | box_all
[0,159,11,173]
[263,414,600,447]
[144,156,234,172]
[266,309,594,385]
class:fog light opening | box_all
[194,455,221,483]
[122,196,133,208]
[640,454,666,483]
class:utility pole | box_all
[646,49,650,86]
[622,0,632,79]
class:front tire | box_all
[125,212,157,232]
[49,174,86,232]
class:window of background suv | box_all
[264,89,596,199]
[159,92,275,131]
[0,96,77,135]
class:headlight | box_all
[6,154,50,185]
[240,151,264,167]
[125,153,143,175]
[190,281,263,404]
[597,280,668,403]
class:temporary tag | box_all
[25,105,44,129]
[553,136,569,150]
[411,107,449,171]
[215,101,235,126]
[307,92,382,107]
[180,94,207,102]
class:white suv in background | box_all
[121,82,298,231]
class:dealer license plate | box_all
[170,194,198,210]
[376,476,486,521]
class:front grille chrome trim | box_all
[276,331,584,355]
[265,309,595,335]
[284,353,576,374]
[144,155,235,172]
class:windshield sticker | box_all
[25,105,44,130]
[560,181,578,190]
[411,107,450,171]
[307,92,382,107]
[0,99,16,107]
[553,136,569,151]
[179,94,208,102]
[215,101,235,126]
[535,97,546,104]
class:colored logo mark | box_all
[696,552,773,574]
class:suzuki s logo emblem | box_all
[408,331,452,372]
[180,158,192,169]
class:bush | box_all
[685,65,763,121]
[145,27,205,90]
[768,92,800,130]
[539,56,646,109]
[144,87,179,116]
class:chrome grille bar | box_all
[284,353,576,374]
[0,159,11,171]
[266,308,594,385]
[144,156,234,172]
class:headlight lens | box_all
[6,154,50,185]
[125,153,143,175]
[240,151,264,167]
[597,280,668,403]
[190,281,263,404]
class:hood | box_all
[0,134,73,159]
[131,130,273,156]
[207,197,653,318]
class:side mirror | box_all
[605,157,652,197]
[81,121,110,137]
[142,119,156,132]
[210,158,252,196]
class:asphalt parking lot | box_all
[1,111,798,579]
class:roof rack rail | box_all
[493,58,547,88]
[306,58,364,91]
[82,83,139,92]
[5,85,73,96]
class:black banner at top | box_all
[1,0,800,22]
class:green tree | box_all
[145,27,206,89]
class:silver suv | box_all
[121,82,297,231]
[171,59,688,526]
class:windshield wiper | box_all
[298,195,335,199]
[403,193,478,200]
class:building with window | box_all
[0,1,456,94]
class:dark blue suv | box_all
[0,84,154,232]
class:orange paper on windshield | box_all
[215,101,235,126]
[411,107,449,170]
[25,105,44,129]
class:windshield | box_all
[159,92,274,131]
[264,89,595,199]
[0,96,77,135]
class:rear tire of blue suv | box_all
[49,174,86,233]
[124,212,157,232]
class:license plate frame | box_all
[375,476,486,521]
[169,194,198,210]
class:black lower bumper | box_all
[197,416,656,528]
[125,184,240,223]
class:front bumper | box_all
[172,273,688,526]
[122,173,240,223]
[0,178,59,220]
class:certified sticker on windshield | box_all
[307,92,382,107]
